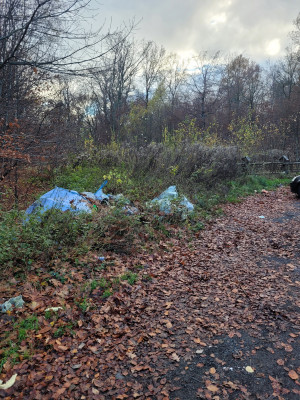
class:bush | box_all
[0,209,92,272]
[65,141,241,201]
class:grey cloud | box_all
[94,0,299,61]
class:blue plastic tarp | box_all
[25,181,108,218]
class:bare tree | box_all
[0,0,121,75]
[189,51,222,128]
[141,41,166,106]
[0,0,129,185]
[220,55,262,119]
[90,35,148,142]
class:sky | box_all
[89,0,300,63]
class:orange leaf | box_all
[288,370,299,380]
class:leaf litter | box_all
[0,186,299,399]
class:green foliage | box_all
[102,289,113,298]
[0,209,92,270]
[76,297,89,313]
[226,175,290,202]
[16,316,39,342]
[0,342,19,373]
[53,323,74,338]
[120,271,138,285]
[54,165,104,193]
[163,119,220,147]
[103,168,132,193]
[122,84,166,145]
[229,113,263,155]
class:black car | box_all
[290,175,300,196]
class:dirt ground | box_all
[0,186,299,399]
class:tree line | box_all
[1,0,300,182]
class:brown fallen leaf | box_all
[193,338,206,346]
[277,359,285,366]
[206,384,219,392]
[288,370,299,380]
[223,381,238,390]
[165,320,172,329]
[171,353,180,362]
[57,345,69,351]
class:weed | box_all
[0,342,19,373]
[190,221,205,233]
[76,297,89,313]
[90,280,98,291]
[112,277,121,286]
[44,310,52,320]
[0,315,39,372]
[16,316,39,342]
[98,277,109,289]
[102,289,113,298]
[121,271,138,285]
[53,323,75,338]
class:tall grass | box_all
[61,141,241,200]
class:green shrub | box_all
[0,209,92,272]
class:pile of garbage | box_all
[25,181,109,218]
[25,182,194,219]
[0,295,24,313]
[150,185,194,215]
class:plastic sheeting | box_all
[151,186,194,214]
[25,181,108,218]
[0,295,24,313]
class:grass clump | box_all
[120,271,138,285]
[0,315,39,373]
[16,316,39,342]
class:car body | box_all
[290,175,300,196]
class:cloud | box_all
[95,0,299,61]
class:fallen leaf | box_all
[171,353,180,362]
[206,384,219,392]
[209,367,216,374]
[245,366,254,373]
[165,320,172,329]
[288,370,299,380]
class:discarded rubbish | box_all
[0,374,18,390]
[290,175,300,196]
[25,181,109,218]
[122,205,139,216]
[25,182,194,222]
[98,257,105,262]
[44,307,63,312]
[258,216,265,219]
[150,186,194,214]
[0,295,24,313]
